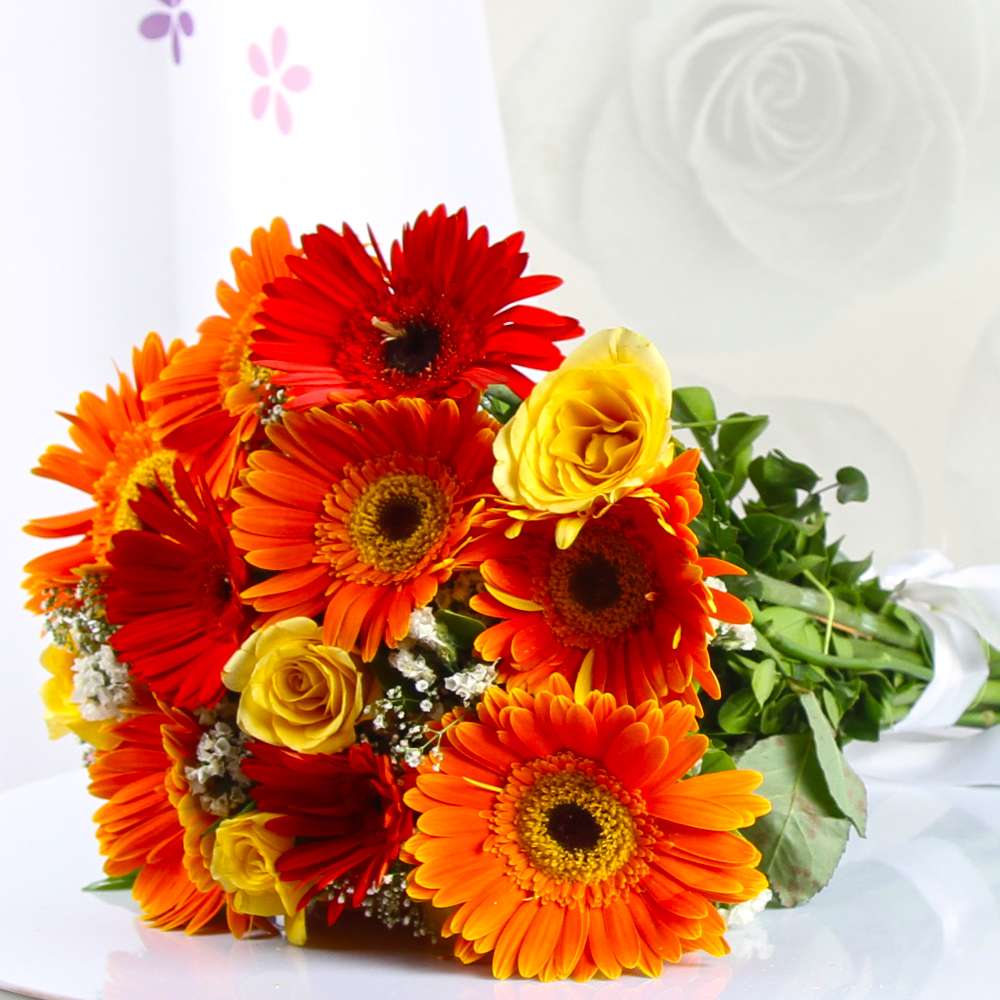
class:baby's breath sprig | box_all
[185,703,251,818]
[42,574,115,656]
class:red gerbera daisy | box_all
[90,703,263,937]
[251,205,582,406]
[105,461,253,710]
[470,452,751,711]
[242,740,414,926]
[231,394,497,659]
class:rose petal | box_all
[281,65,311,92]
[248,43,269,76]
[139,13,171,40]
[272,26,287,69]
[252,85,271,120]
[275,92,292,135]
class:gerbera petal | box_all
[491,899,539,980]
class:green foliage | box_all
[83,871,138,892]
[739,735,865,907]
[671,385,940,906]
[437,608,486,652]
[481,384,522,424]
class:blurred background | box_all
[4,0,1000,791]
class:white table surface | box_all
[0,769,997,999]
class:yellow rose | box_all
[493,328,673,546]
[209,811,307,945]
[223,617,373,754]
[39,645,115,749]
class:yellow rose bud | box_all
[493,328,673,546]
[209,811,307,945]
[222,617,373,754]
[39,645,115,749]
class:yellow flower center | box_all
[544,528,652,645]
[490,753,655,905]
[91,427,181,558]
[218,290,274,410]
[111,449,180,534]
[347,473,450,573]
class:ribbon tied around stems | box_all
[845,550,1000,786]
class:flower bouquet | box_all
[26,208,999,981]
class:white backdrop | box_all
[487,0,1000,569]
[5,0,1000,793]
[2,0,515,791]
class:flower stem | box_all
[957,708,997,728]
[969,678,1000,711]
[752,573,920,651]
[672,416,765,430]
[756,620,933,682]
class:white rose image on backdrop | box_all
[500,0,987,342]
[489,0,1000,565]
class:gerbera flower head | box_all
[471,451,751,711]
[23,333,181,609]
[144,219,301,496]
[89,703,262,936]
[251,205,582,407]
[404,677,770,981]
[232,394,497,659]
[105,460,254,710]
[242,740,414,925]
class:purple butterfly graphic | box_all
[249,27,311,135]
[139,0,194,66]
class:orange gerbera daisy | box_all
[471,452,751,711]
[89,703,264,936]
[23,333,182,609]
[231,395,497,659]
[404,677,770,981]
[143,219,301,496]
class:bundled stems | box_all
[752,573,920,652]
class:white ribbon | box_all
[845,550,1000,786]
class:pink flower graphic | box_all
[249,27,311,135]
[139,0,194,66]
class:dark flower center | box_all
[378,496,423,541]
[568,554,622,612]
[383,320,441,375]
[546,528,652,643]
[546,802,602,851]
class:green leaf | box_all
[798,692,868,834]
[673,386,716,425]
[738,734,853,906]
[750,451,819,496]
[741,513,788,564]
[760,693,800,735]
[751,658,778,706]
[835,466,869,504]
[718,412,769,458]
[481,384,522,424]
[83,871,138,892]
[830,552,874,586]
[756,607,823,653]
[718,688,759,734]
[699,748,736,774]
[821,687,843,727]
[672,387,718,455]
[437,609,485,651]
